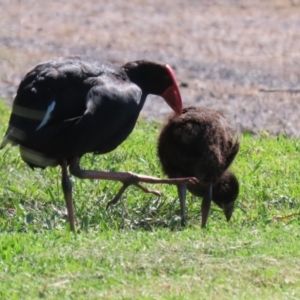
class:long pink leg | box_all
[61,160,76,232]
[69,157,197,184]
[69,157,198,206]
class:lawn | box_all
[1,101,300,299]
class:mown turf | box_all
[1,227,300,299]
[1,101,300,299]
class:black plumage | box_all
[1,56,196,231]
[157,106,239,227]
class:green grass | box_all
[1,100,300,299]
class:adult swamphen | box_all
[157,106,239,227]
[1,56,197,231]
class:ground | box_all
[1,0,300,136]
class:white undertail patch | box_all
[36,101,56,131]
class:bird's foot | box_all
[134,183,162,197]
[105,173,197,210]
[106,182,162,210]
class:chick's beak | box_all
[223,202,235,222]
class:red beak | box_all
[160,65,183,116]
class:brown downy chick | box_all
[158,106,239,227]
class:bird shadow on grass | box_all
[0,194,206,233]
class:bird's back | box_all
[1,56,142,168]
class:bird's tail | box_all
[0,133,8,150]
[0,126,20,150]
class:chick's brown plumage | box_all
[157,106,239,227]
